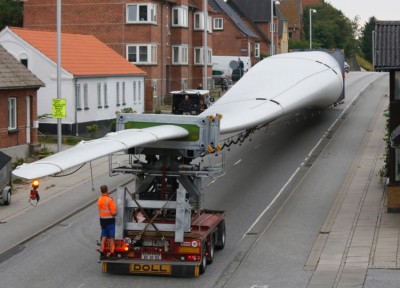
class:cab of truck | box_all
[171,90,213,115]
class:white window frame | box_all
[76,84,82,110]
[194,47,212,65]
[152,79,157,97]
[83,83,89,110]
[122,82,126,105]
[126,3,157,24]
[172,6,188,27]
[97,83,102,108]
[172,45,188,65]
[8,97,17,130]
[255,43,260,58]
[181,78,188,91]
[213,18,223,30]
[116,82,120,106]
[194,13,212,32]
[138,81,142,103]
[127,44,157,64]
[133,81,137,104]
[104,83,109,108]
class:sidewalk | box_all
[0,150,134,256]
[306,95,400,287]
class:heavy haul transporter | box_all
[101,113,226,277]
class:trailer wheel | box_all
[207,234,215,264]
[215,221,225,250]
[199,243,207,274]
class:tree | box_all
[359,17,377,63]
[302,3,360,56]
[0,0,23,31]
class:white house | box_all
[0,26,146,136]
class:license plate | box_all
[130,264,171,275]
[141,253,162,260]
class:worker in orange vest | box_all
[97,185,117,259]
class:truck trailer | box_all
[100,113,226,277]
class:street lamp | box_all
[270,0,280,55]
[309,9,317,50]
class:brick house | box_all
[0,44,44,159]
[226,0,288,56]
[303,0,323,6]
[0,27,145,136]
[276,0,303,40]
[23,0,214,112]
[208,0,259,73]
[374,21,400,212]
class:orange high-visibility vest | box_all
[97,194,116,219]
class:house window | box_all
[122,82,126,105]
[181,79,188,91]
[104,83,109,108]
[127,44,157,64]
[8,97,17,130]
[76,84,82,110]
[194,47,212,65]
[20,59,28,67]
[395,71,400,101]
[172,6,188,27]
[126,3,157,24]
[138,81,142,102]
[396,149,400,182]
[255,43,260,58]
[172,45,188,65]
[116,82,120,106]
[83,84,89,110]
[152,80,157,97]
[194,13,211,32]
[213,18,223,30]
[133,81,137,104]
[97,83,102,108]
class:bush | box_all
[12,158,25,170]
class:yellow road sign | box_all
[52,98,66,118]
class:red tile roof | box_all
[9,27,145,77]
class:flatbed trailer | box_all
[101,208,226,277]
[100,113,226,277]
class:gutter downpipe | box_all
[26,96,30,144]
[74,77,78,136]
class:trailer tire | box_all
[199,243,207,274]
[2,186,11,205]
[207,234,215,264]
[215,221,225,250]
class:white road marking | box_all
[241,82,373,242]
[240,167,301,242]
[207,179,217,186]
[234,159,242,166]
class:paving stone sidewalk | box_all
[307,96,400,287]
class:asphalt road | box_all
[0,72,388,288]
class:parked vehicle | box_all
[212,69,228,86]
[344,61,350,73]
[0,151,12,205]
[171,89,213,115]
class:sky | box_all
[326,0,400,25]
